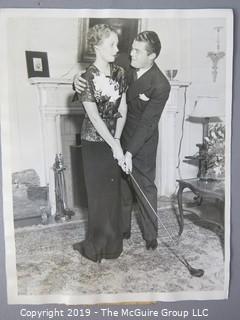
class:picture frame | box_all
[78,18,140,63]
[25,50,50,78]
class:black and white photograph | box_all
[0,8,233,305]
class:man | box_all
[120,31,170,250]
[73,30,170,250]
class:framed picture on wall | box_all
[25,51,50,78]
[78,18,140,63]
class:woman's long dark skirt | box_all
[74,140,123,262]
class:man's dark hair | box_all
[135,31,161,58]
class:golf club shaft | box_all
[129,172,176,247]
[129,172,204,277]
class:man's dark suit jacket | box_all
[122,62,171,158]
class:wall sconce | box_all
[207,26,225,82]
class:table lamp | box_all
[187,96,224,179]
[190,96,224,145]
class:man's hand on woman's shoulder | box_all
[73,72,87,93]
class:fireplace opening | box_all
[60,114,88,219]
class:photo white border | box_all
[0,8,233,305]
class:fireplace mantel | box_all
[31,77,190,215]
[30,77,84,115]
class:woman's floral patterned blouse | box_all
[80,63,127,142]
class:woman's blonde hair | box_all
[87,24,117,52]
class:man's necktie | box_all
[133,69,139,81]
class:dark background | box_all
[79,18,139,62]
[0,1,239,319]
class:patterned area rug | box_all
[15,204,224,297]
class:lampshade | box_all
[190,96,224,118]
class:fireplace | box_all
[30,77,190,217]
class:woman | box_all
[73,24,127,263]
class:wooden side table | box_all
[176,178,225,235]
